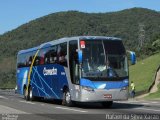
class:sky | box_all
[0,0,160,35]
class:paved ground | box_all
[0,90,160,120]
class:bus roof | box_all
[18,46,39,55]
[78,36,121,40]
[18,36,121,55]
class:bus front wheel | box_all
[62,89,74,107]
[24,87,29,101]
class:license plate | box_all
[104,94,112,99]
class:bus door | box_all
[69,40,79,86]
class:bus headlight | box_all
[82,86,94,92]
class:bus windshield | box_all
[81,40,128,79]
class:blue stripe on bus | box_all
[80,78,129,89]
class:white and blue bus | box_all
[16,36,136,107]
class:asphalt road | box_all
[0,90,160,120]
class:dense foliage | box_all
[0,8,160,88]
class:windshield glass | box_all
[81,40,128,79]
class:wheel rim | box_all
[65,92,71,103]
[30,89,32,99]
[24,88,27,98]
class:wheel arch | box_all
[62,85,69,93]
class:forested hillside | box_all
[0,8,160,88]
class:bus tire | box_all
[101,101,113,108]
[62,89,74,107]
[23,87,26,99]
[24,87,29,101]
[29,87,35,101]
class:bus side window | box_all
[39,50,45,65]
[50,45,57,64]
[17,54,24,68]
[57,43,67,67]
[28,51,36,66]
[34,56,40,66]
[28,56,33,65]
[26,53,31,67]
[44,48,51,64]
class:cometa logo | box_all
[43,67,57,76]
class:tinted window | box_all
[81,40,128,79]
[17,54,26,68]
[57,42,67,67]
[17,51,36,68]
[35,48,47,65]
[50,45,57,64]
[17,43,68,67]
[34,51,41,66]
[104,40,125,55]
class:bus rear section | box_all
[16,43,69,101]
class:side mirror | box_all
[129,51,136,65]
[78,50,83,64]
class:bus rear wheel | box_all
[29,87,35,101]
[24,87,29,101]
[62,89,74,107]
[101,101,113,108]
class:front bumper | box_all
[73,88,128,102]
